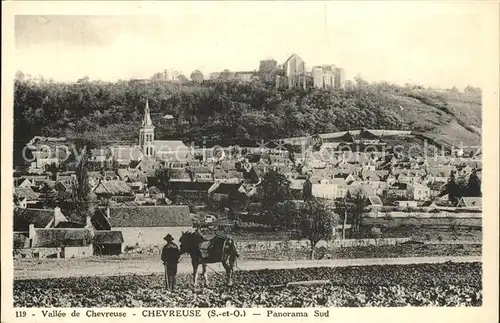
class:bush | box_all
[370,227,382,239]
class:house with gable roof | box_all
[92,205,193,249]
[13,207,97,258]
[17,178,35,188]
[14,207,69,232]
[408,182,431,201]
[14,187,39,208]
[93,179,134,200]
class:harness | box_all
[198,236,231,261]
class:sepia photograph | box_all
[3,1,498,315]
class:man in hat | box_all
[161,234,181,290]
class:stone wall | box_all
[235,237,411,252]
[368,211,482,218]
[62,245,93,258]
[14,247,61,259]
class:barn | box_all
[93,231,124,255]
[92,205,193,249]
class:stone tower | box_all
[139,99,155,157]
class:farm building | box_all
[14,225,94,259]
[92,205,193,249]
[93,231,124,255]
[13,207,98,258]
[13,207,68,231]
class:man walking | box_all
[161,234,181,290]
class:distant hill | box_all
[379,88,481,148]
[13,75,481,164]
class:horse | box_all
[179,229,239,287]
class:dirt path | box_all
[14,255,481,280]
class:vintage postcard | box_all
[1,1,499,323]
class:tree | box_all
[380,190,399,206]
[335,191,369,238]
[346,191,370,232]
[273,200,301,229]
[190,70,204,83]
[446,170,458,204]
[310,133,323,151]
[334,200,349,239]
[226,190,248,219]
[155,167,172,195]
[39,182,57,208]
[302,176,312,201]
[177,74,189,84]
[150,72,165,81]
[467,169,481,197]
[219,69,233,81]
[261,170,291,214]
[46,163,59,181]
[464,85,481,94]
[296,198,338,259]
[445,170,470,204]
[71,144,95,223]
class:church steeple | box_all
[143,99,153,126]
[139,99,155,157]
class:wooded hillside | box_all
[14,73,481,164]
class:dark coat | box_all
[161,242,181,266]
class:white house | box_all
[92,205,193,250]
[408,183,431,201]
[311,183,338,199]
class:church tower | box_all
[139,99,155,157]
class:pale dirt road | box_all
[14,255,481,280]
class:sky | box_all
[14,2,486,88]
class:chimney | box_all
[28,224,36,245]
[106,206,111,218]
[85,215,92,228]
[53,206,65,226]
